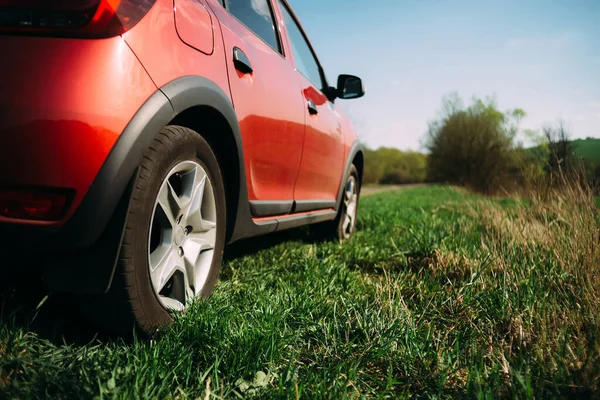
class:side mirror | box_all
[337,74,365,100]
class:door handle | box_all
[233,47,253,74]
[307,99,318,115]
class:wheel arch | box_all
[168,105,240,243]
[335,141,364,212]
[43,75,252,294]
[352,148,364,192]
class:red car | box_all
[0,0,365,336]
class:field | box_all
[572,138,600,162]
[1,186,599,399]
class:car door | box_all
[206,0,306,216]
[275,0,346,209]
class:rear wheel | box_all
[82,125,226,337]
[311,164,360,243]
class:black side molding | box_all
[294,199,336,213]
[253,209,337,232]
[249,201,294,217]
[275,210,336,231]
[249,199,337,217]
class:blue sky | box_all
[288,0,600,150]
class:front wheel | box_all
[81,125,226,337]
[311,164,360,243]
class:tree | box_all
[542,120,575,173]
[425,93,525,193]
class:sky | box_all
[288,0,600,151]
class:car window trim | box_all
[223,0,286,58]
[277,0,330,92]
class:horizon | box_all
[288,0,600,151]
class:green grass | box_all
[1,186,599,399]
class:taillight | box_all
[0,188,72,221]
[0,0,155,38]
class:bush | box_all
[363,147,427,185]
[425,93,525,193]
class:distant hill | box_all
[523,138,600,183]
[571,138,600,162]
[526,138,599,162]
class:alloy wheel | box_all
[147,160,217,311]
[342,176,358,239]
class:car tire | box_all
[311,164,360,243]
[81,125,226,338]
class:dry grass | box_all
[472,173,600,390]
[0,339,8,389]
[481,174,600,295]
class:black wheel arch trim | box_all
[159,76,253,244]
[61,89,174,249]
[62,75,251,250]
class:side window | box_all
[226,0,281,53]
[278,1,323,90]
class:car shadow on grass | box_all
[223,226,325,262]
[0,260,114,346]
[0,227,328,346]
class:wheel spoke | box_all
[183,232,215,255]
[183,167,212,230]
[341,176,358,238]
[185,284,195,304]
[343,214,352,233]
[160,296,185,312]
[149,244,179,294]
[344,180,355,207]
[347,202,357,220]
[181,231,214,287]
[157,181,184,227]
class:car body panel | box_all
[337,103,361,175]
[123,0,230,100]
[292,79,346,202]
[271,0,346,202]
[0,35,157,227]
[206,0,306,202]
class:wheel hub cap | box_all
[174,226,186,246]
